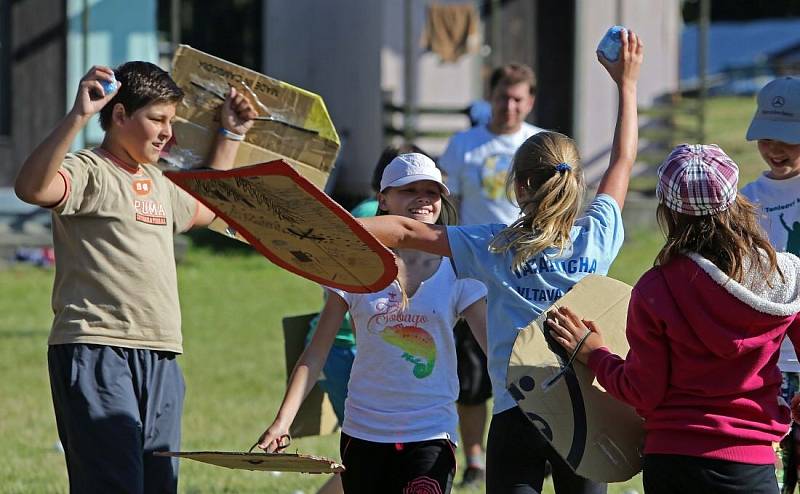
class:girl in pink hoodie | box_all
[548,144,800,494]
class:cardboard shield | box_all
[165,161,397,293]
[506,275,644,482]
[154,451,344,474]
[166,45,339,190]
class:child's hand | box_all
[597,29,643,88]
[255,421,292,453]
[546,306,604,365]
[70,66,120,119]
[220,87,257,137]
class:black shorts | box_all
[487,407,606,494]
[454,319,492,405]
[340,432,455,493]
[643,454,778,494]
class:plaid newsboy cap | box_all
[656,144,739,216]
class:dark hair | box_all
[655,195,782,284]
[371,143,430,193]
[489,63,537,96]
[99,61,184,131]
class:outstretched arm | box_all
[595,29,644,210]
[14,66,119,206]
[256,293,347,452]
[358,215,452,257]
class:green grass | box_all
[11,94,769,493]
[0,230,663,493]
[637,95,767,191]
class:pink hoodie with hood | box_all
[588,252,800,464]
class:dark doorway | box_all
[158,0,262,71]
[533,0,575,136]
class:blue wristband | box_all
[218,127,245,141]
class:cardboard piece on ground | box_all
[282,313,340,438]
[165,44,340,240]
[165,160,397,293]
[506,275,644,482]
[154,451,344,474]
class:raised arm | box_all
[14,66,118,206]
[203,87,256,171]
[358,215,452,257]
[193,87,257,227]
[255,292,347,452]
[595,29,644,210]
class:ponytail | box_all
[489,132,584,269]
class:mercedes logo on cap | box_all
[772,96,786,108]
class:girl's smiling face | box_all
[758,139,800,180]
[379,180,443,224]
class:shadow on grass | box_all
[185,229,257,255]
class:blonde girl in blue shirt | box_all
[359,30,643,494]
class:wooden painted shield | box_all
[165,160,397,293]
[154,451,344,474]
[506,275,644,482]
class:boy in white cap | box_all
[741,75,800,492]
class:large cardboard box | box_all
[165,45,340,191]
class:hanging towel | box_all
[421,2,480,63]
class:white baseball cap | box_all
[746,76,800,144]
[380,153,450,195]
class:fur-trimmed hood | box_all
[659,252,800,359]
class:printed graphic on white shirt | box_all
[367,291,437,379]
[480,154,513,200]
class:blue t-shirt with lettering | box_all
[446,194,624,414]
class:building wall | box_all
[66,0,159,148]
[574,0,680,183]
[0,0,67,187]
[263,0,480,200]
[262,0,680,198]
[263,0,383,198]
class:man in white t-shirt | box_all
[439,62,543,487]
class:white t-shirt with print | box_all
[330,260,486,444]
[741,172,800,372]
[439,122,543,225]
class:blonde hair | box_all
[489,131,585,269]
[655,195,783,284]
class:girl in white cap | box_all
[548,143,800,494]
[256,154,488,494]
[358,29,643,494]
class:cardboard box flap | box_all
[165,45,339,190]
[155,451,345,474]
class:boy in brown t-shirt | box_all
[14,61,255,493]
